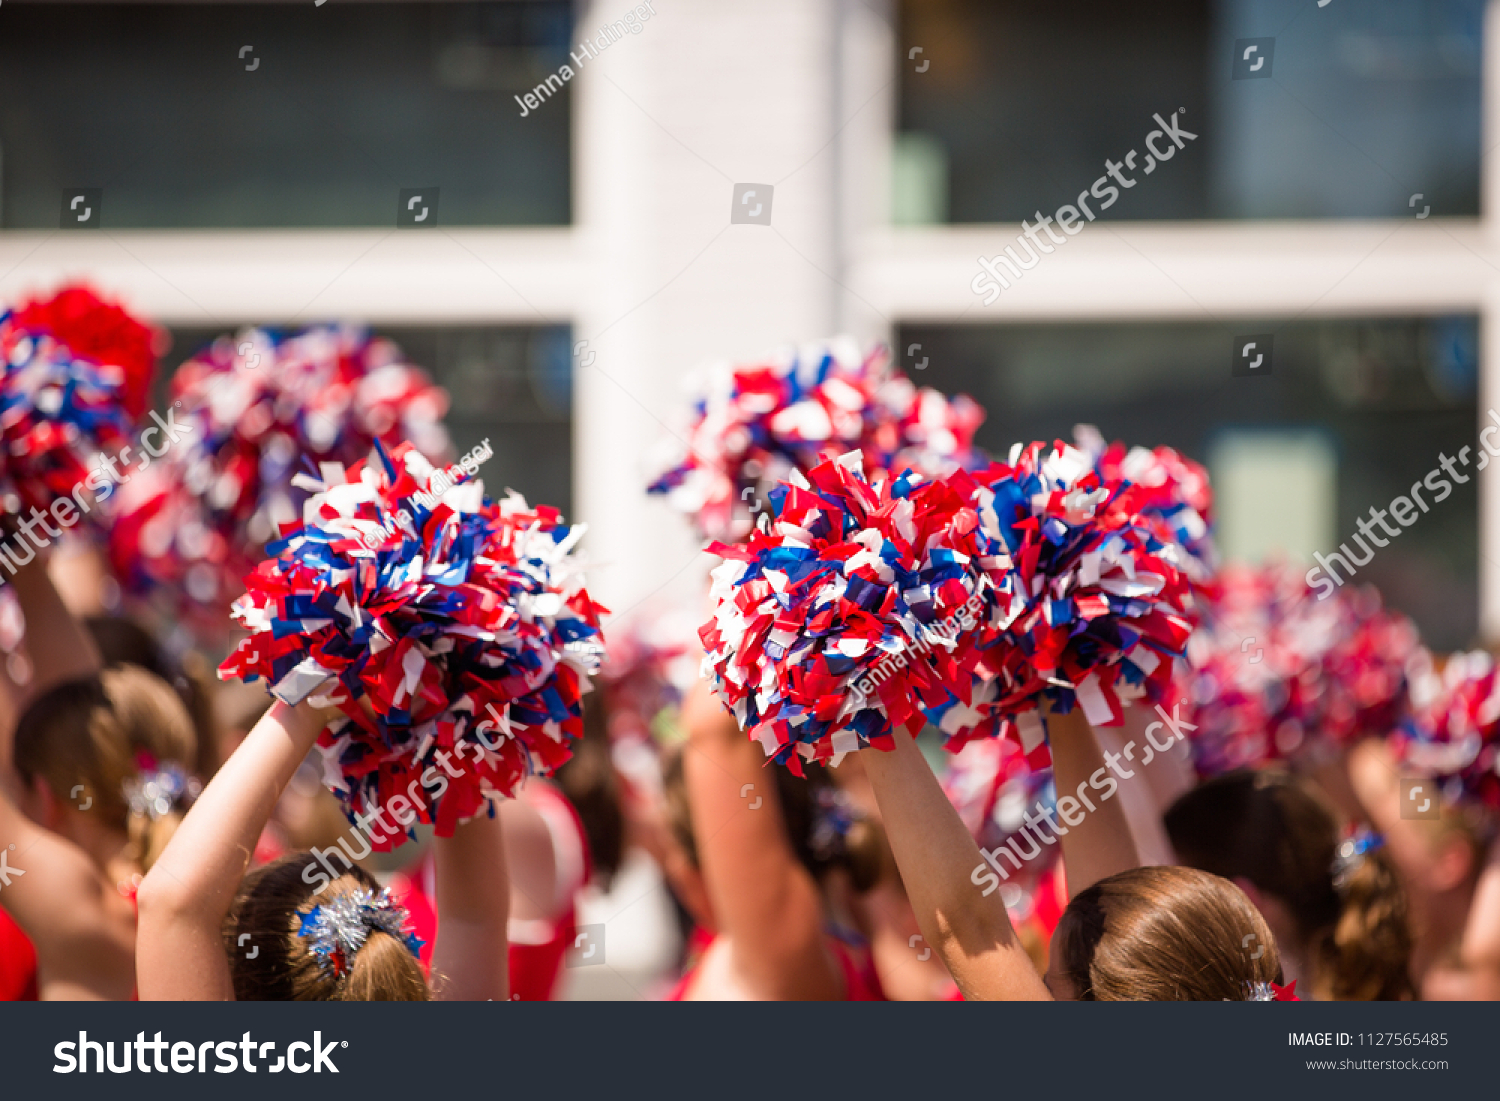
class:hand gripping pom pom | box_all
[649,338,988,542]
[0,284,160,519]
[923,439,1199,754]
[217,441,608,848]
[1394,649,1500,812]
[699,451,1001,772]
[109,325,451,630]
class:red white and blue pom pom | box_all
[1178,562,1418,777]
[1393,649,1500,812]
[925,439,1198,755]
[110,325,450,626]
[1073,424,1217,584]
[699,451,1000,772]
[0,284,160,517]
[650,338,987,541]
[218,441,607,847]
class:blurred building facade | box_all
[0,0,1492,651]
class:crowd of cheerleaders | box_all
[0,286,1493,1004]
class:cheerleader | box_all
[135,700,510,1001]
[0,550,197,1000]
[862,706,1288,1000]
[668,681,886,1000]
[1165,770,1412,999]
[1349,736,1497,999]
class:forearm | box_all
[681,680,833,996]
[143,700,320,917]
[431,812,509,1001]
[1046,705,1139,897]
[862,731,1049,1001]
[10,557,101,697]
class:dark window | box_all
[0,2,573,228]
[899,316,1479,649]
[898,0,1482,222]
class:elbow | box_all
[133,867,177,924]
[135,862,202,930]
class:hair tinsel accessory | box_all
[1331,828,1383,894]
[809,787,860,863]
[1246,979,1299,1001]
[297,889,424,981]
[123,753,201,821]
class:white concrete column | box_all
[572,0,885,619]
[1481,0,1500,641]
[834,0,896,345]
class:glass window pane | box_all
[0,2,573,228]
[898,0,1482,222]
[898,316,1479,649]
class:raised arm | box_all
[1046,705,1140,897]
[430,811,510,1001]
[136,699,322,1000]
[861,729,1050,1001]
[9,550,102,700]
[680,679,841,999]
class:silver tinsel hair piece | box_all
[296,888,424,980]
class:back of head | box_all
[228,854,429,1001]
[85,615,223,777]
[1054,865,1282,1000]
[13,666,198,872]
[1164,770,1412,1000]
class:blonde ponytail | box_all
[14,666,198,872]
[1318,847,1413,1001]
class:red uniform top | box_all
[664,925,886,1001]
[0,908,37,1001]
[388,783,591,1001]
